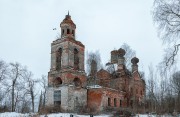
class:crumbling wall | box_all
[87,88,103,112]
[87,88,125,112]
[46,85,87,112]
[68,87,87,111]
[46,87,54,106]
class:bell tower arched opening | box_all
[74,48,79,70]
[53,77,62,87]
[73,77,82,87]
[56,48,62,70]
[67,29,70,34]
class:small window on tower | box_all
[72,30,74,36]
[62,29,64,35]
[67,29,70,34]
[120,99,122,107]
[114,98,117,107]
[108,98,111,106]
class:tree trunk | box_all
[11,83,15,112]
[43,90,46,107]
[38,92,42,112]
[31,90,34,112]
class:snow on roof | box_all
[87,85,102,89]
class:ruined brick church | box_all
[46,13,145,113]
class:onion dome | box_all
[131,57,139,65]
[118,48,126,57]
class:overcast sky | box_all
[0,0,167,79]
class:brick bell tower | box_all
[48,12,86,87]
[46,13,87,111]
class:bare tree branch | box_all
[153,0,180,67]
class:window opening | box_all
[54,90,61,106]
[120,100,122,107]
[74,48,79,70]
[56,48,62,70]
[108,98,111,106]
[67,29,70,34]
[114,98,117,107]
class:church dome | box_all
[60,12,76,38]
[131,57,139,64]
[60,12,76,28]
[118,48,126,57]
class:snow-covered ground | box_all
[0,112,110,117]
[135,114,180,117]
[0,112,29,117]
[0,112,180,117]
[40,113,110,117]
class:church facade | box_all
[46,13,145,113]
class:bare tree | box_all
[153,0,180,66]
[86,51,102,75]
[171,71,180,111]
[7,62,26,112]
[39,75,47,108]
[146,64,158,112]
[121,43,136,70]
[0,60,37,112]
[0,60,8,104]
[171,71,180,95]
[0,60,8,83]
[38,91,43,112]
[106,62,116,74]
[20,93,31,113]
[23,71,38,112]
[159,72,170,113]
[86,51,102,86]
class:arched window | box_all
[114,98,117,107]
[72,30,74,36]
[74,48,79,70]
[67,29,70,34]
[62,29,64,35]
[56,48,62,70]
[73,77,81,87]
[53,77,62,87]
[108,98,111,106]
[120,100,122,107]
